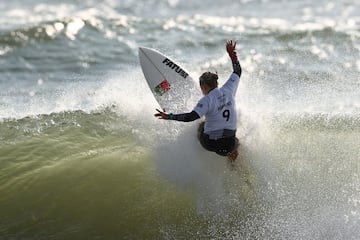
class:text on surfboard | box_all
[162,58,189,79]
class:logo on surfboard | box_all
[155,80,171,96]
[162,58,189,79]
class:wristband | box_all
[168,113,174,120]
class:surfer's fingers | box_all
[154,109,163,118]
[227,39,236,47]
[155,109,168,120]
[226,40,236,52]
[226,40,231,47]
[155,108,167,113]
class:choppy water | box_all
[1,0,360,239]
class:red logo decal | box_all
[155,80,171,95]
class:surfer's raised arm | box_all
[226,40,242,77]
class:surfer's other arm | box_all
[226,40,241,77]
[155,109,200,122]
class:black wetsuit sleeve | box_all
[232,60,242,77]
[172,111,200,122]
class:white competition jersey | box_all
[193,73,240,138]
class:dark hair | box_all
[199,72,218,89]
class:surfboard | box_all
[138,47,196,112]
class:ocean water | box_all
[1,0,360,239]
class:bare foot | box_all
[227,149,238,162]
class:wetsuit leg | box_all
[214,136,239,156]
[198,122,239,156]
[198,122,218,152]
[197,122,205,141]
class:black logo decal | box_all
[162,58,189,79]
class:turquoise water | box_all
[1,0,360,239]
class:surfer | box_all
[155,40,241,161]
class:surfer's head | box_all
[199,72,218,95]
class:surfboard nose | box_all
[138,47,149,54]
[139,47,150,57]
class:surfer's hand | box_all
[226,40,238,61]
[154,109,169,120]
